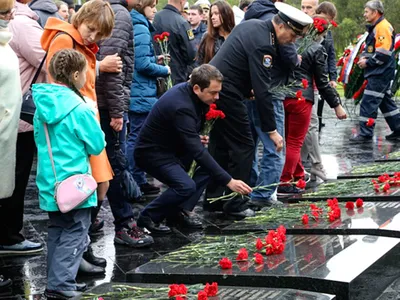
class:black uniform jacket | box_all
[209,19,278,132]
[153,5,196,85]
[135,83,232,185]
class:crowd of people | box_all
[0,0,399,298]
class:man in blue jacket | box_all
[135,65,252,234]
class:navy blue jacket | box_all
[130,10,169,113]
[244,0,298,90]
[192,22,207,52]
[135,83,232,185]
[153,5,196,85]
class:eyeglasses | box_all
[0,6,17,18]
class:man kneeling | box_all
[135,65,252,234]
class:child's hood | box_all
[32,84,83,124]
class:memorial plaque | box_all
[297,178,400,201]
[127,234,400,300]
[83,283,336,300]
[222,202,400,237]
[337,161,400,179]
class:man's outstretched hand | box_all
[227,179,252,195]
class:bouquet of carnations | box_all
[188,104,225,177]
[154,31,173,90]
[297,17,337,55]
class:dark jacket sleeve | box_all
[313,47,340,108]
[324,31,337,81]
[249,46,276,132]
[96,7,132,118]
[178,22,197,65]
[279,43,299,71]
[175,108,232,185]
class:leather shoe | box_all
[78,258,105,275]
[0,275,11,290]
[167,212,203,229]
[76,283,87,292]
[82,246,106,268]
[137,215,171,234]
[226,208,255,218]
[349,135,372,142]
[44,289,82,299]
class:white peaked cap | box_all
[194,0,211,7]
[275,2,313,34]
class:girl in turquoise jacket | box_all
[32,49,106,296]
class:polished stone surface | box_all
[129,234,400,300]
[222,202,400,237]
[84,282,336,300]
[2,101,400,299]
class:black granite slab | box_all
[296,178,400,201]
[375,151,400,162]
[222,202,400,237]
[337,161,400,179]
[82,282,336,300]
[127,234,400,300]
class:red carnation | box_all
[255,238,264,250]
[383,183,391,192]
[328,211,336,222]
[345,202,354,210]
[355,198,364,208]
[204,282,218,297]
[198,290,208,300]
[168,284,188,298]
[176,297,184,300]
[237,248,249,261]
[296,179,306,189]
[301,79,309,89]
[254,253,264,264]
[330,20,338,27]
[311,210,319,220]
[219,257,232,269]
[153,34,161,42]
[310,203,318,210]
[296,90,303,99]
[366,118,375,127]
[302,214,309,225]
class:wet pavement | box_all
[2,102,400,299]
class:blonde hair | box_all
[72,0,115,39]
[0,0,15,11]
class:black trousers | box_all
[204,98,254,213]
[317,97,324,132]
[0,132,35,245]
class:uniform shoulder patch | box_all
[377,35,385,44]
[367,45,374,53]
[263,55,273,68]
[187,29,194,40]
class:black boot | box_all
[89,201,104,234]
[82,246,106,268]
[78,258,105,275]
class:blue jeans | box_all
[246,98,285,201]
[99,110,134,231]
[126,111,148,185]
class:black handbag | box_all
[20,52,48,125]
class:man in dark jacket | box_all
[154,0,196,85]
[242,0,299,207]
[188,5,207,52]
[204,3,312,217]
[135,65,252,234]
[29,0,62,27]
[96,0,154,248]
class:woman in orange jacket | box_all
[41,0,114,204]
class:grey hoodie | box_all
[29,0,62,28]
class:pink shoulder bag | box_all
[44,123,98,213]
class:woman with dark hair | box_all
[277,15,347,195]
[196,0,234,64]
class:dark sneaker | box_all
[44,290,82,299]
[140,183,161,195]
[386,131,400,140]
[114,224,154,247]
[249,199,284,209]
[277,185,305,195]
[0,240,43,255]
[349,135,373,142]
[226,208,255,218]
[167,212,203,229]
[89,219,104,235]
[0,275,12,290]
